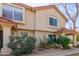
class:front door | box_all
[0,31,3,50]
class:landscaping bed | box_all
[2,35,79,56]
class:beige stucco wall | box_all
[67,35,73,40]
[12,4,66,33]
[35,8,66,32]
[0,3,35,30]
[0,3,66,32]
[18,30,35,37]
[17,9,35,30]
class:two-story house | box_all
[0,3,67,50]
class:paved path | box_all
[28,48,79,56]
[0,48,79,56]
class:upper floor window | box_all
[2,4,23,21]
[49,16,57,26]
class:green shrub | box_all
[7,36,36,56]
[48,39,54,45]
[48,37,56,45]
[55,38,60,44]
[39,36,58,49]
[39,37,50,49]
[59,36,71,49]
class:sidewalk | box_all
[28,48,79,56]
[0,48,79,56]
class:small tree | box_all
[56,3,79,46]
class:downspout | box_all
[34,10,36,37]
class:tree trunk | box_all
[73,23,77,46]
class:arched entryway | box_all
[0,25,3,50]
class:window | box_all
[49,17,57,26]
[49,35,53,40]
[2,4,13,19]
[2,4,23,21]
[48,34,56,41]
[21,32,28,38]
[14,8,23,21]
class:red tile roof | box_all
[0,17,15,24]
[55,28,76,35]
[0,16,17,29]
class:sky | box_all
[25,3,53,7]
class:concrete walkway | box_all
[28,48,79,56]
[0,48,79,56]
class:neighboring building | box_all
[0,3,67,50]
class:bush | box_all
[39,37,50,49]
[39,36,57,49]
[47,37,61,48]
[48,38,55,45]
[59,36,71,49]
[55,38,60,44]
[7,36,36,56]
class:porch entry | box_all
[0,30,3,50]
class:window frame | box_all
[20,32,28,38]
[2,4,25,23]
[49,16,58,27]
[48,34,56,41]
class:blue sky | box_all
[57,4,79,29]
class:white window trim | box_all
[2,3,25,24]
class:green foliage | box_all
[39,35,60,49]
[48,38,55,45]
[48,36,59,46]
[55,38,60,44]
[39,36,71,49]
[39,36,50,49]
[59,36,71,49]
[7,36,36,56]
[76,34,79,42]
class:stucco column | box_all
[1,25,12,54]
[73,34,77,46]
[2,25,11,48]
